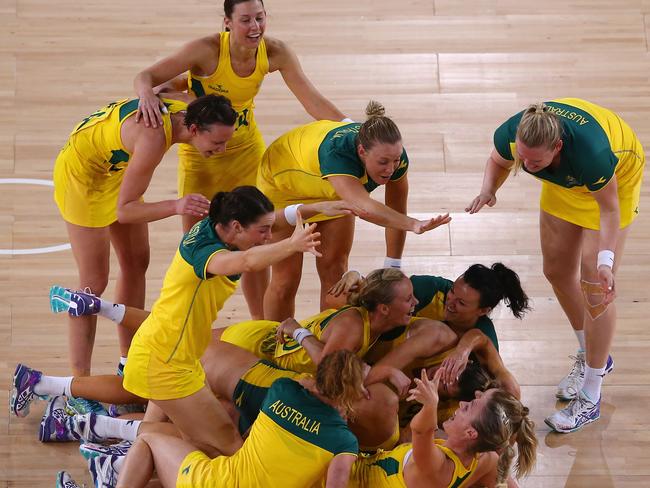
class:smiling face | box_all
[442,388,496,441]
[443,276,491,328]
[357,141,403,186]
[383,277,418,326]
[515,138,562,173]
[224,0,267,49]
[226,211,275,250]
[189,122,235,158]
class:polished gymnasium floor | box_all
[2,0,650,486]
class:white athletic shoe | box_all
[556,352,585,400]
[556,352,614,400]
[545,391,601,433]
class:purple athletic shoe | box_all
[50,285,101,317]
[39,396,77,442]
[10,363,43,418]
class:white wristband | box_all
[597,250,615,269]
[284,204,304,226]
[383,257,402,269]
[341,117,355,123]
[292,327,314,345]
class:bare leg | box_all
[152,385,242,457]
[539,211,585,332]
[315,216,355,311]
[116,306,151,332]
[71,375,144,404]
[110,222,150,358]
[241,268,270,320]
[580,226,630,369]
[263,226,304,321]
[117,433,199,488]
[66,223,111,376]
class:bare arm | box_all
[328,175,450,234]
[407,370,447,480]
[384,175,408,259]
[440,329,520,398]
[134,37,216,128]
[116,127,209,224]
[466,148,513,214]
[274,309,364,367]
[365,320,458,382]
[325,454,357,488]
[270,37,346,121]
[206,214,321,275]
[592,174,620,303]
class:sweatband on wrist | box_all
[292,327,313,345]
[597,250,615,269]
[383,257,402,269]
[341,117,355,123]
[284,204,304,226]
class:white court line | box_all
[0,178,72,255]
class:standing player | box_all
[258,101,451,320]
[467,98,645,432]
[134,0,352,318]
[51,94,236,377]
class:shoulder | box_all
[264,35,290,58]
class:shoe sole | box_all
[544,413,601,433]
[50,285,72,313]
[80,442,131,461]
[10,364,32,418]
[555,359,615,401]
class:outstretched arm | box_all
[270,37,347,121]
[466,148,513,214]
[328,175,451,233]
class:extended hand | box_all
[465,193,497,214]
[175,194,210,217]
[412,213,452,234]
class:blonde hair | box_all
[471,390,537,485]
[316,350,365,417]
[514,103,563,173]
[358,100,402,151]
[348,268,407,311]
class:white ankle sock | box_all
[33,375,73,397]
[98,300,126,324]
[93,416,141,441]
[582,364,605,402]
[574,329,586,352]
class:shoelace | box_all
[566,354,585,380]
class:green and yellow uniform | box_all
[221,306,377,374]
[349,439,479,488]
[370,274,498,373]
[53,98,187,227]
[257,121,409,216]
[123,218,239,400]
[494,97,645,229]
[178,31,269,199]
[177,378,358,488]
[232,359,307,435]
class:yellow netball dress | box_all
[220,306,377,374]
[178,31,269,198]
[494,97,645,229]
[123,218,240,400]
[257,121,409,212]
[349,439,479,488]
[232,359,307,435]
[177,377,359,488]
[53,98,186,227]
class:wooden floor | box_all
[2,0,650,486]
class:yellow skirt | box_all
[177,130,265,199]
[177,450,232,488]
[122,337,206,401]
[540,146,645,230]
[53,144,124,228]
